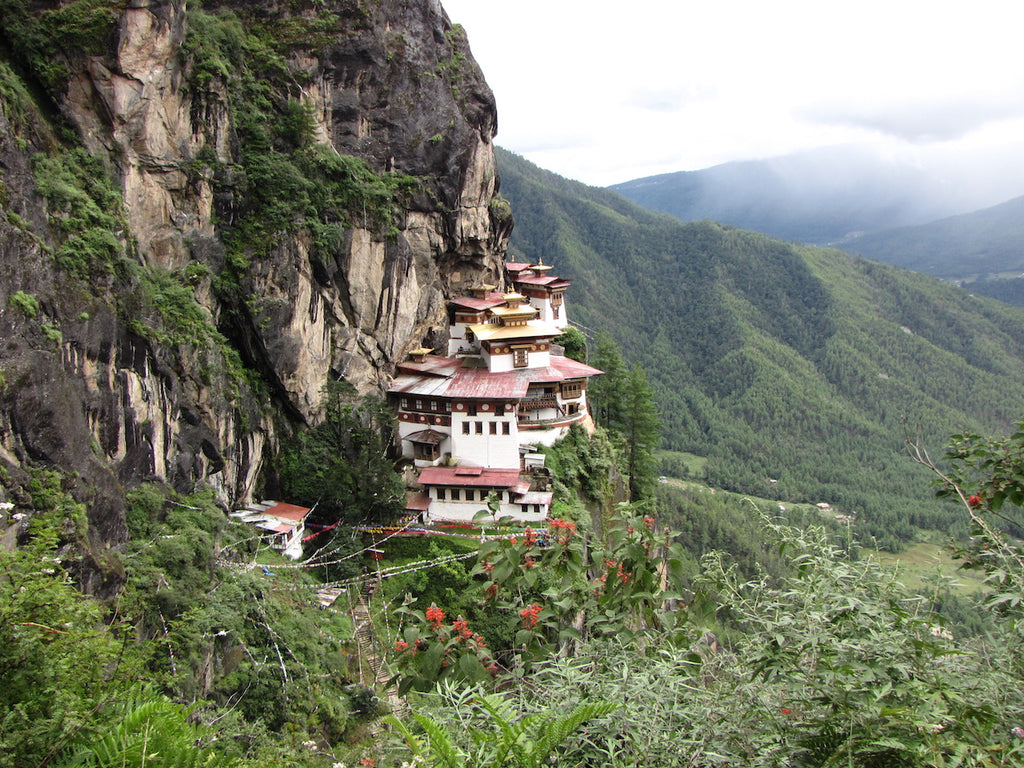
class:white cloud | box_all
[442,0,1024,195]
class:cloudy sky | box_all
[440,0,1024,193]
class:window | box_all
[475,422,483,434]
[490,422,497,435]
[468,403,477,416]
[451,489,460,501]
[462,422,470,435]
[437,488,446,500]
[513,348,528,368]
[465,490,475,502]
[502,422,511,435]
[414,443,439,460]
[415,399,423,411]
[400,398,408,409]
[430,400,438,411]
[553,306,560,320]
[495,403,505,416]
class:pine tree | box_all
[588,331,628,430]
[624,363,661,501]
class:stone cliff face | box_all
[0,0,512,563]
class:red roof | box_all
[389,355,602,401]
[418,466,524,489]
[405,491,431,511]
[405,428,446,444]
[450,293,507,311]
[515,274,560,287]
[265,502,311,522]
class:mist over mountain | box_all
[610,145,1024,246]
[835,196,1024,305]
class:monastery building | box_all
[388,260,601,524]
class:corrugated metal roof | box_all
[450,293,506,310]
[418,466,523,488]
[405,429,446,444]
[388,355,602,400]
[551,356,603,377]
[263,502,311,522]
[515,274,559,287]
[396,356,461,377]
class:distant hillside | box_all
[836,196,1024,304]
[497,147,1024,550]
[609,146,1003,246]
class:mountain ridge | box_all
[609,145,1024,247]
[497,146,1024,549]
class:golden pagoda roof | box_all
[469,320,559,342]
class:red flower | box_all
[643,516,655,531]
[359,759,376,767]
[520,602,542,629]
[617,562,632,584]
[549,518,577,543]
[523,527,538,546]
[485,583,498,599]
[781,707,792,716]
[453,616,473,639]
[426,603,445,628]
[967,494,983,508]
[394,640,409,652]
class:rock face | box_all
[0,0,512,557]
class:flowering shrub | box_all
[466,504,688,664]
[390,604,495,694]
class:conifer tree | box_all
[588,331,628,430]
[624,363,661,501]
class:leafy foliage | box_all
[60,690,242,768]
[0,508,129,767]
[278,386,405,529]
[553,326,587,362]
[7,289,40,318]
[395,518,1024,768]
[389,682,616,768]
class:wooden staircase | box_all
[351,577,408,723]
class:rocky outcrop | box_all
[0,0,512,555]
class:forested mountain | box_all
[497,147,1024,549]
[607,146,1014,245]
[837,196,1024,306]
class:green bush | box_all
[7,290,40,318]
